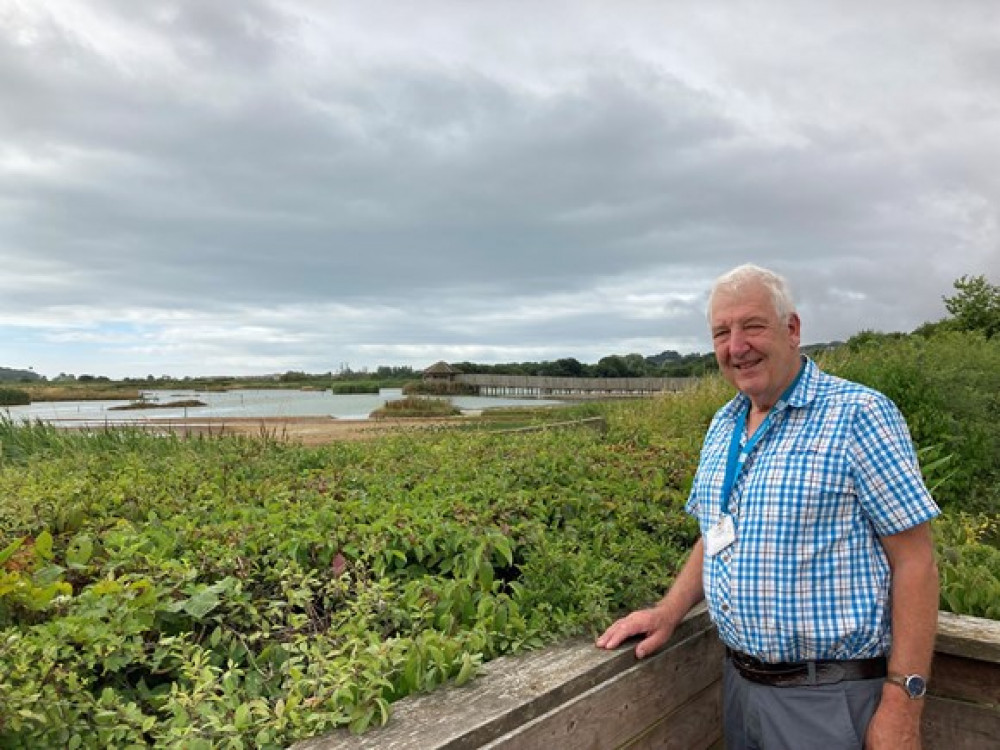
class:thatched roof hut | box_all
[422,361,460,382]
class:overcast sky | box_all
[2,1,998,379]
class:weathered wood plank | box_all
[930,652,1000,705]
[922,694,1000,750]
[480,627,724,750]
[936,611,1000,664]
[620,680,723,750]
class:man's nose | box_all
[728,329,750,355]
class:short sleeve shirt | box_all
[685,357,940,662]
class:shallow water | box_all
[3,388,565,426]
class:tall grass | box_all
[600,376,733,447]
[0,415,186,464]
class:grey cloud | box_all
[1,1,997,378]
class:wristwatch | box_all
[886,673,927,699]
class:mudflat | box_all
[143,415,465,445]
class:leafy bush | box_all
[403,381,478,396]
[935,512,1000,620]
[0,388,30,406]
[819,331,1000,511]
[0,422,695,747]
[370,396,462,418]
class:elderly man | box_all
[596,264,940,750]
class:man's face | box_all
[710,283,801,408]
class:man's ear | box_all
[787,312,802,347]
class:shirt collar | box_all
[719,355,817,422]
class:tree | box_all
[593,355,628,378]
[549,357,585,377]
[594,354,648,378]
[943,274,1000,339]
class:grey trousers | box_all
[723,658,884,750]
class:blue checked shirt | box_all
[685,357,940,663]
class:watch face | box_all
[905,675,927,698]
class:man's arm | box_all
[595,537,705,659]
[865,521,939,750]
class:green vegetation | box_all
[24,384,143,402]
[403,380,478,396]
[330,382,382,395]
[945,274,1000,337]
[0,414,696,747]
[819,330,1000,512]
[370,396,462,418]
[0,388,30,407]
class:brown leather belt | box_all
[727,648,887,687]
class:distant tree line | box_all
[0,367,42,383]
[451,351,718,379]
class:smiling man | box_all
[596,264,940,750]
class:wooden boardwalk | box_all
[454,374,692,398]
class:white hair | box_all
[707,264,797,322]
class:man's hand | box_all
[864,687,922,749]
[595,605,676,659]
[597,537,706,659]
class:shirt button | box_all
[722,551,731,562]
[721,603,730,613]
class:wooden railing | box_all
[294,606,723,750]
[923,611,1000,748]
[295,608,1000,750]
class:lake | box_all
[2,388,566,427]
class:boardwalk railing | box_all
[454,374,693,398]
[297,608,1000,750]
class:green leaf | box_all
[477,560,494,590]
[183,589,221,619]
[492,535,514,567]
[0,536,25,565]
[234,702,251,729]
[376,697,391,726]
[32,564,66,587]
[66,534,94,567]
[403,651,421,693]
[34,529,54,561]
[454,652,477,686]
[348,706,376,735]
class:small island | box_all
[109,399,208,411]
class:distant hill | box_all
[0,367,42,382]
[648,341,843,365]
[802,341,845,356]
[646,349,685,365]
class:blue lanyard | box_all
[720,361,805,516]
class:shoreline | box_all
[56,415,469,444]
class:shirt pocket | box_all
[750,444,855,524]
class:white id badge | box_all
[705,514,736,557]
